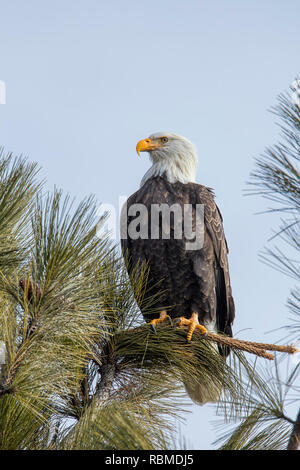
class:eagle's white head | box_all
[136,132,198,187]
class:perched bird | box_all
[121,132,235,403]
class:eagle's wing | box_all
[120,188,147,271]
[193,185,235,343]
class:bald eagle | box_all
[121,132,235,403]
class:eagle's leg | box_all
[149,310,172,332]
[177,313,208,342]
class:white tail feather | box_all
[184,323,222,405]
[183,377,222,405]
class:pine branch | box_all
[202,330,298,360]
[121,323,299,361]
[95,344,117,403]
[287,409,300,450]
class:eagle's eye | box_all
[161,137,168,143]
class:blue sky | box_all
[1,0,299,449]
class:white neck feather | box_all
[140,139,198,187]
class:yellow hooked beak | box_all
[136,138,161,156]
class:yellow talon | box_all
[178,313,208,342]
[149,310,172,330]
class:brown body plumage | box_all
[121,175,235,355]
